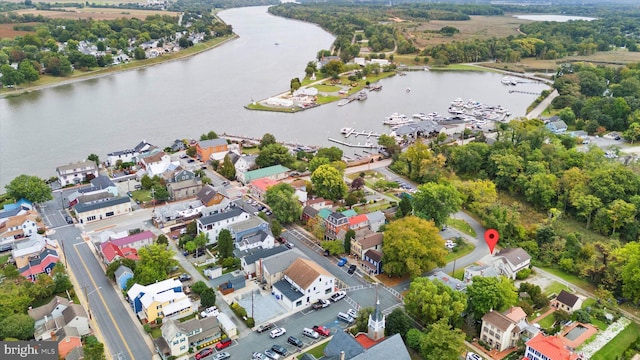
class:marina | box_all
[340,128,382,138]
[328,137,380,149]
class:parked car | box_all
[222,181,230,186]
[195,348,214,360]
[252,352,267,360]
[256,323,275,333]
[312,325,331,337]
[264,348,280,360]
[347,308,358,319]
[200,306,219,318]
[269,327,286,339]
[337,258,348,267]
[330,291,346,302]
[178,273,192,282]
[288,336,304,348]
[347,264,357,274]
[65,216,74,224]
[285,242,294,249]
[271,344,288,356]
[312,299,330,310]
[213,352,230,360]
[215,338,232,350]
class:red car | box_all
[312,325,331,337]
[215,338,232,350]
[195,348,213,360]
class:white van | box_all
[337,312,354,323]
[303,328,319,339]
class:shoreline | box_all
[0,34,239,99]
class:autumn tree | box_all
[404,277,467,326]
[311,164,347,201]
[412,182,462,227]
[466,276,518,319]
[265,183,302,224]
[5,174,53,203]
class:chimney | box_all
[340,351,345,360]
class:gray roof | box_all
[62,304,88,324]
[556,290,579,307]
[114,265,134,279]
[429,271,467,291]
[56,160,97,173]
[199,138,228,148]
[199,207,245,226]
[351,334,411,360]
[366,211,385,223]
[0,208,21,219]
[498,247,530,266]
[74,197,131,213]
[262,251,308,275]
[64,346,84,360]
[303,206,319,217]
[273,278,303,302]
[323,329,365,360]
[228,216,268,234]
[28,296,70,321]
[243,246,289,265]
[364,249,382,262]
[239,231,269,246]
[392,120,442,137]
[328,212,346,220]
[54,325,80,341]
[90,175,115,189]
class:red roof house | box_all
[100,242,139,265]
[348,214,369,230]
[524,333,580,360]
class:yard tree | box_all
[412,182,462,228]
[184,241,196,254]
[404,277,467,326]
[5,174,52,203]
[385,308,411,338]
[271,220,282,238]
[316,147,343,162]
[156,234,168,246]
[133,46,146,60]
[30,273,55,300]
[377,134,401,158]
[217,229,234,260]
[309,156,330,173]
[606,199,636,235]
[613,242,640,304]
[354,307,375,333]
[466,276,518,319]
[0,281,33,319]
[396,195,412,218]
[265,183,302,224]
[219,154,236,180]
[135,244,177,285]
[454,179,497,212]
[321,240,344,255]
[0,314,35,340]
[88,153,100,166]
[200,288,216,308]
[420,320,465,360]
[52,263,73,294]
[152,184,169,202]
[382,216,447,278]
[311,164,347,201]
[0,64,25,85]
[255,143,294,168]
[351,176,365,190]
[191,281,208,295]
[290,77,301,93]
[259,133,277,149]
[344,229,355,255]
[83,335,105,360]
[194,232,208,252]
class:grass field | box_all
[544,281,571,297]
[0,23,39,38]
[591,321,639,360]
[538,266,598,294]
[446,217,477,237]
[536,312,556,328]
[15,8,177,21]
[445,239,475,263]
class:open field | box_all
[393,14,530,49]
[15,7,177,21]
[479,50,640,73]
[0,23,39,38]
[5,0,142,3]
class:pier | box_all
[328,138,379,149]
[338,97,356,106]
[509,89,542,95]
[343,129,381,138]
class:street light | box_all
[83,284,102,319]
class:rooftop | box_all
[284,258,332,290]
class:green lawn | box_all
[581,298,597,310]
[591,322,639,360]
[445,240,475,263]
[132,190,153,202]
[537,313,556,328]
[538,266,597,293]
[0,254,9,264]
[298,341,328,359]
[591,317,609,331]
[313,84,341,92]
[446,218,477,237]
[150,327,162,339]
[544,281,571,296]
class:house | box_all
[304,197,333,210]
[363,249,383,275]
[429,271,467,291]
[54,326,83,359]
[29,297,90,342]
[90,175,118,196]
[493,247,531,280]
[196,185,226,207]
[464,264,499,283]
[235,230,274,252]
[196,138,229,162]
[114,265,134,290]
[12,234,60,281]
[348,214,369,231]
[480,307,528,352]
[230,217,274,251]
[272,258,335,310]
[547,120,568,134]
[155,316,222,358]
[64,346,84,360]
[164,169,196,184]
[240,245,290,277]
[127,278,194,321]
[325,211,349,240]
[171,139,186,152]
[259,250,307,289]
[0,209,44,244]
[302,206,319,224]
[524,333,580,360]
[352,232,383,260]
[106,140,155,166]
[152,200,205,226]
[99,241,138,265]
[230,153,257,179]
[56,160,99,186]
[250,178,279,201]
[196,208,250,245]
[138,151,173,177]
[106,230,155,250]
[167,179,202,201]
[74,197,132,224]
[237,165,290,185]
[551,290,583,314]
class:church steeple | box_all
[367,286,385,341]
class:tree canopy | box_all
[5,174,52,203]
[404,277,467,326]
[265,183,302,224]
[466,276,518,319]
[412,182,463,227]
[311,164,347,201]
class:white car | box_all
[330,291,346,302]
[200,306,219,318]
[347,308,358,319]
[269,327,286,339]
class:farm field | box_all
[15,7,177,21]
[0,22,39,37]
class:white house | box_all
[56,160,99,187]
[139,151,173,177]
[196,208,250,245]
[271,258,335,310]
[106,140,155,166]
[492,247,531,280]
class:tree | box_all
[259,133,277,149]
[134,244,177,285]
[613,241,640,304]
[255,143,294,168]
[0,314,35,340]
[84,335,106,360]
[18,60,39,82]
[219,154,236,180]
[571,192,602,229]
[217,229,234,260]
[316,147,343,162]
[351,177,365,190]
[354,307,375,333]
[88,153,100,166]
[378,134,401,158]
[308,156,330,173]
[194,232,208,252]
[321,240,344,255]
[623,123,640,144]
[52,263,72,294]
[466,276,518,319]
[344,229,355,255]
[606,199,636,235]
[184,241,196,254]
[0,281,33,319]
[31,273,55,300]
[191,281,208,295]
[0,64,25,85]
[265,183,302,224]
[382,216,447,278]
[290,77,301,93]
[5,174,52,203]
[412,183,462,227]
[156,234,168,246]
[152,184,169,202]
[420,320,466,360]
[133,46,146,60]
[397,195,413,218]
[311,164,347,201]
[385,308,411,338]
[404,277,467,326]
[271,220,282,238]
[200,288,217,308]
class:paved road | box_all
[44,192,154,360]
[526,89,558,119]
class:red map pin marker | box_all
[484,229,500,255]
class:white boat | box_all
[451,98,464,107]
[448,107,465,115]
[412,113,427,119]
[341,127,353,135]
[383,113,414,126]
[501,76,517,85]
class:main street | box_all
[43,191,153,360]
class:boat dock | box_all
[328,138,379,149]
[509,89,542,95]
[338,97,355,106]
[343,129,381,138]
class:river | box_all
[0,6,549,188]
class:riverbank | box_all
[0,34,238,99]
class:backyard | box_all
[591,321,639,360]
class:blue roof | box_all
[243,246,289,264]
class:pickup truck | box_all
[312,299,330,310]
